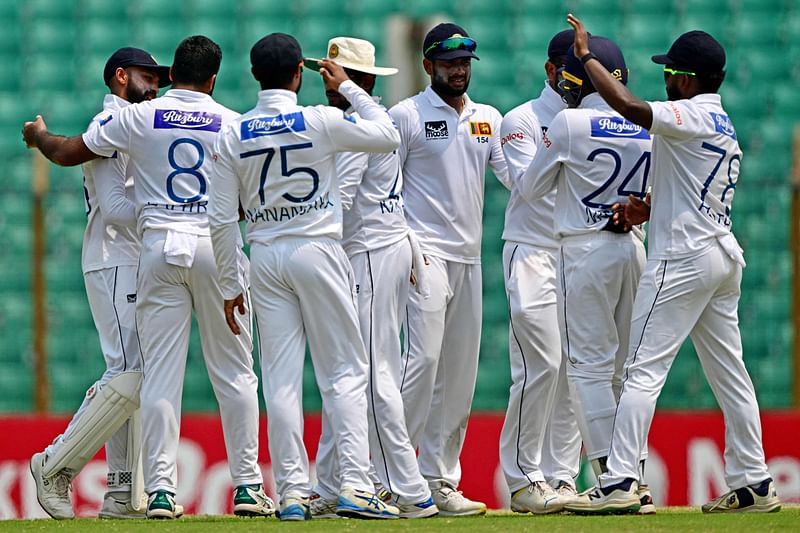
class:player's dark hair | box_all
[697,70,725,94]
[171,35,221,86]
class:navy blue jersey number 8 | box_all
[581,148,650,209]
[167,138,206,203]
[240,142,319,205]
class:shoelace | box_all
[52,471,72,498]
[356,492,382,509]
[440,487,467,501]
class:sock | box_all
[749,478,772,497]
[600,478,635,496]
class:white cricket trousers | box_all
[602,243,771,489]
[401,255,481,488]
[251,237,373,500]
[559,232,645,461]
[315,238,430,505]
[136,231,262,494]
[499,242,581,493]
[47,265,141,477]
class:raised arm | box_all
[567,14,653,130]
[23,116,100,167]
[319,60,400,153]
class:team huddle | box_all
[22,13,781,520]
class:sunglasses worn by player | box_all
[663,67,696,76]
[424,36,477,56]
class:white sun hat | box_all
[305,36,398,76]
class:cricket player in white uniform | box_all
[388,23,508,516]
[303,37,437,519]
[208,33,401,521]
[522,35,654,513]
[23,36,273,520]
[497,30,582,515]
[563,16,780,514]
[28,47,169,521]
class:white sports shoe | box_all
[702,478,781,513]
[336,487,399,519]
[510,481,563,514]
[233,483,275,517]
[29,452,74,520]
[430,481,486,517]
[309,492,340,519]
[277,492,310,521]
[564,479,640,515]
[146,490,182,519]
[637,484,657,515]
[98,495,146,519]
[397,496,439,518]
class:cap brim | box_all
[303,58,398,76]
[429,50,480,61]
[651,53,671,65]
[129,63,171,87]
[304,57,324,72]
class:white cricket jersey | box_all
[389,86,508,264]
[522,93,651,239]
[83,89,239,236]
[339,99,409,256]
[208,80,400,298]
[499,82,565,249]
[646,94,742,259]
[81,94,139,273]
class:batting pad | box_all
[43,371,142,478]
[127,409,146,511]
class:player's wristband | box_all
[580,52,598,64]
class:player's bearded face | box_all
[126,68,160,103]
[664,70,684,101]
[665,77,682,101]
[326,89,348,111]
[431,58,471,97]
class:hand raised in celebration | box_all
[567,13,591,58]
[22,115,47,149]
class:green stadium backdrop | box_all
[0,0,796,416]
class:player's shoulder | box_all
[389,91,425,117]
[468,98,502,120]
[502,100,539,128]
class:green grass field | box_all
[2,507,798,533]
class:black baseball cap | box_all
[652,30,726,74]
[422,23,479,61]
[564,36,628,86]
[251,33,304,79]
[548,29,577,63]
[103,47,171,88]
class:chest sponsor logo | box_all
[590,116,650,139]
[710,112,737,140]
[154,110,221,132]
[469,121,493,136]
[425,120,448,140]
[241,112,306,139]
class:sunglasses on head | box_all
[424,36,477,56]
[663,67,696,76]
